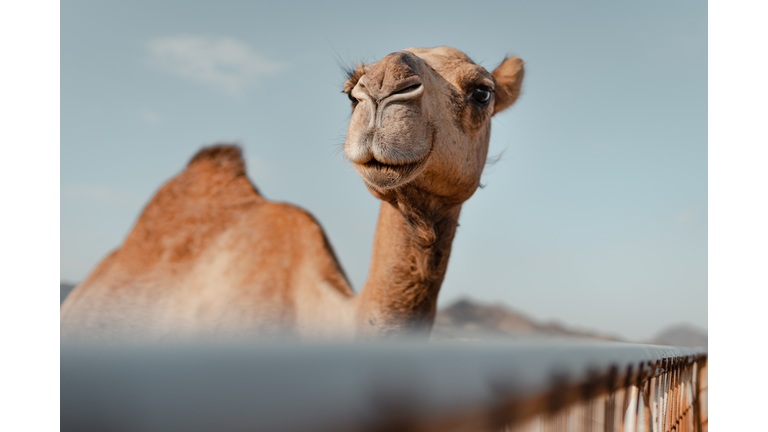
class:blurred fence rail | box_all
[60,340,707,432]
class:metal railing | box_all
[502,348,708,432]
[60,339,707,432]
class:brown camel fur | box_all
[60,47,525,342]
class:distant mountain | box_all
[431,298,622,342]
[58,285,699,346]
[652,323,708,349]
[61,283,76,305]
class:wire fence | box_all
[500,353,708,432]
[60,340,707,432]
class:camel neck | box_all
[355,192,461,340]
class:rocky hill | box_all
[651,323,708,349]
[431,298,622,342]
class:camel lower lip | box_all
[355,158,424,189]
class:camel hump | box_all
[175,143,261,199]
[107,144,265,267]
[187,144,246,177]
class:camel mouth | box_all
[352,130,436,190]
[354,157,428,190]
[361,158,419,171]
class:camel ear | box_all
[492,56,525,115]
[343,63,366,94]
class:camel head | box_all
[343,46,524,205]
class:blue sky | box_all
[61,0,706,340]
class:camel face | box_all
[344,46,524,203]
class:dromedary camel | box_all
[60,47,524,342]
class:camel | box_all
[60,47,525,342]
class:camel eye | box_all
[471,87,491,105]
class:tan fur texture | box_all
[60,47,525,342]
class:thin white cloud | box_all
[147,35,285,97]
[62,185,142,206]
